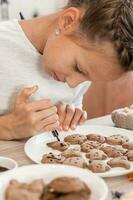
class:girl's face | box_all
[42,8,124,88]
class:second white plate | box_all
[25,125,133,177]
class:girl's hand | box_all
[10,85,59,139]
[57,102,87,131]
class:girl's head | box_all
[43,0,133,87]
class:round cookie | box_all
[47,177,88,193]
[47,141,70,151]
[64,134,87,145]
[61,146,81,158]
[106,135,129,145]
[81,142,94,153]
[86,141,102,148]
[63,157,87,168]
[107,157,131,169]
[100,145,127,158]
[88,160,111,173]
[86,149,108,160]
[122,142,133,150]
[87,134,106,143]
[125,150,133,161]
[41,153,65,164]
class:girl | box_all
[0,0,132,140]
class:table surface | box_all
[0,115,133,200]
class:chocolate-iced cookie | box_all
[106,135,129,145]
[88,160,111,173]
[125,150,133,161]
[47,141,70,151]
[64,134,87,145]
[87,134,106,143]
[86,149,107,160]
[100,145,127,158]
[122,142,133,150]
[41,153,65,164]
[61,147,81,158]
[107,157,131,169]
[63,157,87,168]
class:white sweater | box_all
[0,19,90,115]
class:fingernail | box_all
[72,125,76,129]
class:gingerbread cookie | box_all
[41,153,65,164]
[87,134,106,143]
[100,145,126,158]
[63,157,87,168]
[86,149,107,160]
[64,134,87,145]
[61,146,81,158]
[47,141,70,151]
[125,150,133,161]
[106,135,129,145]
[88,160,111,173]
[107,157,131,169]
[122,142,133,150]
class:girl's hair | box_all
[66,0,133,71]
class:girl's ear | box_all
[57,7,82,34]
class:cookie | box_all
[47,141,70,151]
[57,192,89,200]
[107,157,131,169]
[122,142,133,150]
[61,146,81,158]
[125,150,133,161]
[81,142,94,153]
[86,141,102,148]
[87,134,106,143]
[41,153,65,164]
[81,141,101,153]
[64,134,87,145]
[106,135,129,145]
[86,149,108,160]
[100,146,127,158]
[47,177,88,193]
[63,157,87,168]
[88,160,111,173]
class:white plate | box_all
[25,125,133,177]
[0,164,108,200]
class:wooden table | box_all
[0,115,133,200]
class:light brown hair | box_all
[67,0,133,71]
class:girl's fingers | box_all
[40,114,59,127]
[35,106,57,120]
[41,121,60,132]
[28,99,54,111]
[70,108,83,130]
[57,102,67,125]
[62,105,75,131]
[16,85,38,106]
[78,111,88,125]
